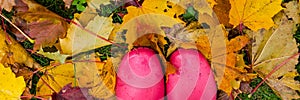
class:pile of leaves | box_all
[0,0,299,99]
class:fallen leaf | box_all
[122,0,185,24]
[0,0,16,12]
[213,0,232,27]
[249,15,299,100]
[284,1,300,23]
[0,29,37,69]
[229,0,283,31]
[161,23,211,58]
[52,83,91,100]
[116,14,180,50]
[59,16,114,55]
[74,54,116,99]
[0,29,41,82]
[168,0,215,16]
[216,26,254,95]
[12,0,69,52]
[37,48,69,64]
[0,63,25,100]
[36,63,76,98]
[63,0,73,8]
[207,0,217,8]
[280,71,300,91]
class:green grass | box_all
[236,78,281,100]
[35,0,80,19]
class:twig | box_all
[0,13,35,43]
[251,52,300,94]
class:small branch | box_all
[0,13,35,43]
[251,52,300,94]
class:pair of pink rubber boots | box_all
[115,47,217,100]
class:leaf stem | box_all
[0,13,35,43]
[250,52,300,94]
[37,74,57,94]
[65,19,127,48]
[20,95,47,100]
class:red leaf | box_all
[52,83,93,100]
[12,0,68,52]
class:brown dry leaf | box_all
[12,0,69,52]
[213,0,232,27]
[0,0,16,12]
[74,53,116,99]
[74,0,111,27]
[0,29,41,82]
[168,0,215,16]
[249,15,299,100]
[173,0,221,27]
[161,23,211,58]
[0,30,35,68]
[218,34,255,95]
[63,0,73,8]
[284,1,300,24]
[114,14,180,50]
[169,0,216,8]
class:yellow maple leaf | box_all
[74,54,116,99]
[122,0,185,24]
[229,0,283,31]
[36,63,76,98]
[87,57,116,99]
[0,63,25,100]
[59,16,114,55]
[116,14,180,49]
[167,0,216,16]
